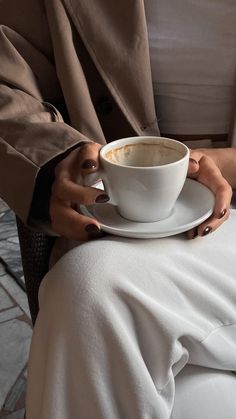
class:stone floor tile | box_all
[0,199,9,213]
[0,223,18,241]
[0,319,32,409]
[0,243,23,281]
[1,264,24,285]
[0,306,23,323]
[0,275,30,318]
[0,262,6,276]
[7,238,19,245]
[1,211,15,222]
[0,286,14,311]
[0,241,20,259]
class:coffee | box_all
[105,142,184,167]
[84,136,189,222]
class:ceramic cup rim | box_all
[100,136,189,170]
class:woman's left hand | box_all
[187,149,232,239]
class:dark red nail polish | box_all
[85,224,104,240]
[95,194,110,203]
[202,226,212,236]
[82,159,97,169]
[219,209,227,219]
[192,228,198,238]
[189,158,198,165]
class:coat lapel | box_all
[63,0,159,135]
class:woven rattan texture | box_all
[16,217,56,325]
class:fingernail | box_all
[81,159,97,169]
[192,228,198,238]
[189,158,198,165]
[219,209,227,219]
[95,194,110,203]
[202,226,212,236]
[85,224,104,240]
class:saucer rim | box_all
[80,179,215,238]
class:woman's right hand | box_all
[49,142,109,240]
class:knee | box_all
[39,240,124,319]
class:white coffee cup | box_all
[85,136,190,222]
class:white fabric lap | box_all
[26,211,236,419]
[171,365,236,419]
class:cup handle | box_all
[83,170,117,206]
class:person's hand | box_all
[50,143,109,240]
[187,149,232,239]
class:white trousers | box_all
[26,211,236,419]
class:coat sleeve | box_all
[0,24,91,225]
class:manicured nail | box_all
[95,194,110,203]
[81,159,97,169]
[202,226,212,236]
[85,224,104,240]
[189,158,198,165]
[192,228,198,239]
[219,209,227,219]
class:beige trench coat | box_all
[0,0,235,223]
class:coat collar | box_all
[63,0,159,135]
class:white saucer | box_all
[80,179,215,239]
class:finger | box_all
[197,183,231,237]
[50,196,105,241]
[186,227,199,240]
[210,182,232,219]
[194,154,226,191]
[187,149,206,178]
[187,157,200,178]
[191,156,232,214]
[196,208,230,237]
[55,143,102,183]
[52,178,109,204]
[187,150,232,239]
[55,147,82,180]
[196,168,232,222]
[78,142,102,175]
[187,205,230,239]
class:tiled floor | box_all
[0,198,32,419]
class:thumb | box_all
[187,156,200,178]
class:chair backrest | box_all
[16,216,56,325]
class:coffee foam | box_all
[105,142,184,167]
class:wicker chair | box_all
[16,217,56,325]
